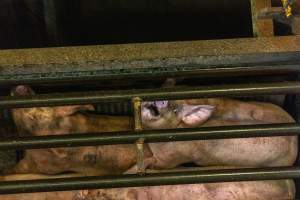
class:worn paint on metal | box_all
[251,0,274,37]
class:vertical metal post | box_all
[132,97,145,174]
[251,0,274,37]
[133,97,143,132]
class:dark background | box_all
[0,0,286,50]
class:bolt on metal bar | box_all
[0,123,298,150]
[0,167,299,195]
[1,81,300,108]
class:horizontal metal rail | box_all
[1,36,300,86]
[0,123,299,150]
[1,81,300,108]
[1,65,300,86]
[0,167,299,194]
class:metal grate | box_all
[0,80,299,194]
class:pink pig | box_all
[134,99,298,171]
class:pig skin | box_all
[10,111,155,175]
[137,100,298,170]
[0,177,295,200]
[175,98,294,123]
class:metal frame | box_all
[1,35,300,195]
[0,80,299,194]
[0,36,300,86]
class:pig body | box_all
[138,100,298,170]
[9,85,151,175]
[10,111,155,175]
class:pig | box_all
[0,174,295,200]
[8,85,152,176]
[133,100,298,171]
[9,85,298,175]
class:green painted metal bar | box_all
[1,82,300,108]
[0,167,299,194]
[0,123,298,150]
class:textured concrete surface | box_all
[0,36,299,66]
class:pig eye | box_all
[155,101,168,109]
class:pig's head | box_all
[11,85,95,136]
[141,100,215,129]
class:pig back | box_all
[10,111,143,175]
[175,98,295,123]
[148,99,298,168]
[178,98,298,167]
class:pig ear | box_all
[51,148,68,159]
[179,104,215,126]
[55,105,95,117]
[11,85,35,96]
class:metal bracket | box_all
[132,97,143,132]
[135,138,145,175]
[132,97,146,174]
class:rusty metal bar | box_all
[0,167,299,195]
[1,81,300,108]
[0,123,298,150]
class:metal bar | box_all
[0,37,300,86]
[1,64,300,87]
[1,81,300,108]
[0,123,298,150]
[0,167,299,194]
